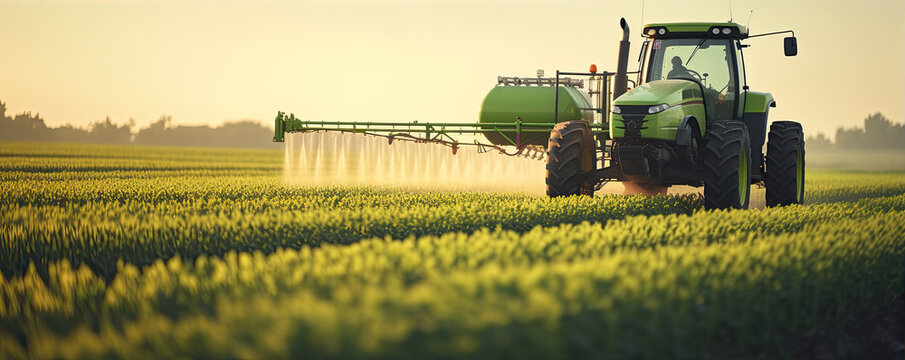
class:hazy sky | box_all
[1,0,903,137]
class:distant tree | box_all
[216,120,280,148]
[85,116,132,144]
[834,127,862,149]
[132,116,278,149]
[835,112,905,150]
[50,124,91,143]
[862,112,905,149]
[0,98,296,149]
[806,133,833,151]
[0,101,13,140]
[0,112,50,141]
[133,115,172,146]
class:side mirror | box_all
[784,36,798,56]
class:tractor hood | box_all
[613,79,700,106]
[609,79,708,144]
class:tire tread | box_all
[546,121,594,197]
[703,121,751,210]
[765,121,805,207]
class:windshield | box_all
[646,38,738,120]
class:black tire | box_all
[765,121,805,207]
[703,121,752,210]
[546,121,595,197]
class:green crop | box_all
[1,142,903,359]
[2,197,903,359]
[4,145,903,280]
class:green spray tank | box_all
[479,71,595,146]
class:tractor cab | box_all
[640,23,748,121]
[614,22,797,133]
[621,23,752,124]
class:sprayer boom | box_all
[273,111,608,156]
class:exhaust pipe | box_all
[613,18,631,99]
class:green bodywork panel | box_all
[743,91,775,113]
[643,22,748,38]
[612,80,694,105]
[611,106,706,141]
[610,80,707,141]
[479,86,592,145]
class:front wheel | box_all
[702,121,752,210]
[546,121,595,197]
[765,121,805,206]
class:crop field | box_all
[1,141,904,359]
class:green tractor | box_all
[543,19,804,209]
[272,18,804,210]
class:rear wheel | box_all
[546,121,595,197]
[702,121,751,210]
[765,121,805,206]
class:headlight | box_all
[648,104,672,114]
[611,105,622,114]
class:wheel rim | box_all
[739,147,748,205]
[796,144,804,202]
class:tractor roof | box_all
[642,22,748,40]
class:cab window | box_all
[647,38,738,120]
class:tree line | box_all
[806,112,905,151]
[0,100,279,149]
[1,100,901,151]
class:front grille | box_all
[617,105,651,115]
[616,114,648,143]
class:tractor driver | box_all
[667,56,692,80]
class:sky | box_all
[1,0,903,138]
